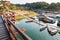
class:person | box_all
[10,11,16,24]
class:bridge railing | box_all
[1,15,18,40]
[7,18,32,40]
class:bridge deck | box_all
[0,16,11,40]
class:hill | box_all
[0,1,20,10]
[15,2,60,11]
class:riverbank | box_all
[16,15,24,20]
[15,10,38,20]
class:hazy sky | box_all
[9,0,60,4]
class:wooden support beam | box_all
[7,19,32,40]
[7,23,19,40]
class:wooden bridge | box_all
[0,16,11,40]
[0,0,32,39]
[0,10,32,40]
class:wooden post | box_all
[7,22,18,40]
[3,10,19,40]
[11,12,16,24]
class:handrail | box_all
[7,24,18,40]
[7,19,32,40]
[1,15,12,40]
[1,15,18,40]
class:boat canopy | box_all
[56,14,60,17]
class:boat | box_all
[56,14,60,18]
[57,29,60,34]
[25,20,33,23]
[40,26,47,31]
[47,25,57,36]
[57,21,60,26]
[29,17,35,20]
[38,15,55,24]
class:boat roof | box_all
[56,14,60,17]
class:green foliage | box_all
[16,15,25,20]
[8,4,20,10]
[16,2,60,11]
[0,1,20,10]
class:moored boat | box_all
[38,15,55,24]
[47,25,57,36]
[40,26,47,31]
[25,20,33,23]
[57,21,60,26]
[57,29,60,34]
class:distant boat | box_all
[56,14,60,18]
[38,15,55,24]
[29,17,35,20]
[25,20,33,23]
[40,26,47,31]
[47,25,57,36]
[58,29,60,34]
[57,21,60,26]
[57,29,60,34]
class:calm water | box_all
[16,19,60,40]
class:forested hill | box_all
[15,2,60,11]
[0,1,20,10]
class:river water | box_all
[16,18,60,40]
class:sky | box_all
[9,0,60,4]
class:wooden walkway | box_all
[0,16,11,40]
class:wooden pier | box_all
[20,13,60,33]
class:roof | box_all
[56,14,60,17]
